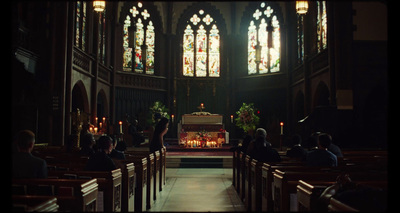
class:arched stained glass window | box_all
[123,3,155,74]
[297,14,304,64]
[248,3,281,75]
[182,10,220,77]
[317,1,327,52]
[75,1,88,51]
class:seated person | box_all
[129,119,145,147]
[109,136,126,160]
[286,134,307,160]
[85,135,117,171]
[306,133,337,167]
[328,139,343,158]
[247,128,281,162]
[12,130,48,178]
[229,134,252,153]
[79,133,96,156]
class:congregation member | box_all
[85,135,117,171]
[306,133,338,167]
[12,130,48,178]
[79,133,96,156]
[328,137,343,158]
[246,128,281,162]
[109,136,126,160]
[229,134,252,153]
[286,134,307,160]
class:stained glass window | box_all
[122,3,155,74]
[98,9,106,64]
[183,25,194,77]
[248,3,281,75]
[182,10,220,77]
[317,1,327,52]
[146,21,155,74]
[75,1,88,51]
[297,14,304,64]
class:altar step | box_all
[166,156,232,168]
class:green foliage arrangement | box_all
[147,101,170,126]
[235,103,259,133]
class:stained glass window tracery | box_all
[75,1,88,51]
[182,10,220,77]
[248,3,280,75]
[123,3,155,74]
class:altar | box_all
[178,113,229,148]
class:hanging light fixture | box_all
[93,1,106,12]
[296,1,308,15]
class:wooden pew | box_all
[122,156,148,212]
[234,150,241,194]
[273,169,387,212]
[328,197,359,212]
[250,159,263,212]
[161,147,167,187]
[244,155,252,210]
[12,195,59,212]
[12,178,98,212]
[126,151,156,209]
[239,152,246,200]
[119,162,135,212]
[48,168,122,212]
[297,179,387,212]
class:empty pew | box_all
[126,151,156,209]
[48,168,122,212]
[12,178,98,212]
[122,156,148,212]
[328,197,359,212]
[12,195,59,212]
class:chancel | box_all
[11,1,388,212]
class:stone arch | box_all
[71,80,90,114]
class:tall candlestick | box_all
[119,121,123,134]
[280,122,284,135]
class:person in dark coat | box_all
[150,117,169,153]
[109,136,126,160]
[85,135,117,171]
[306,133,337,167]
[79,133,96,156]
[12,130,48,178]
[286,134,307,160]
[247,128,281,162]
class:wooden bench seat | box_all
[12,195,59,212]
[47,168,122,212]
[12,178,98,212]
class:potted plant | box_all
[235,103,260,136]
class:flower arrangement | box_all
[196,130,212,142]
[235,103,260,133]
[147,101,170,126]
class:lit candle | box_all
[95,117,98,126]
[89,127,93,133]
[201,103,204,108]
[103,117,106,123]
[99,122,102,129]
[230,115,234,123]
[280,122,284,135]
[94,127,98,134]
[119,121,123,134]
[171,114,175,123]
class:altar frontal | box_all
[178,112,229,148]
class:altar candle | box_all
[95,117,98,126]
[230,115,234,123]
[103,117,106,123]
[99,122,102,129]
[89,127,93,133]
[171,114,175,123]
[280,122,284,135]
[119,121,123,134]
[201,103,204,108]
[94,127,98,134]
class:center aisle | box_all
[148,168,245,212]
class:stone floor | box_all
[148,168,245,212]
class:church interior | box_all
[11,1,388,212]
